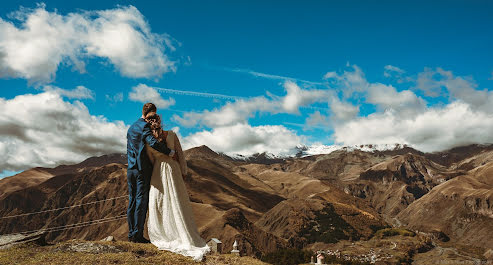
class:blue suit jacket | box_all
[127,118,171,172]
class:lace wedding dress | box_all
[146,131,210,261]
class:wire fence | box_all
[0,195,128,237]
[0,214,127,237]
[0,195,127,219]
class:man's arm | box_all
[142,124,174,156]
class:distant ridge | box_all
[0,153,126,200]
[229,143,413,164]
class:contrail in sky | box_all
[199,64,325,86]
[230,68,325,86]
[153,86,330,111]
[154,87,244,100]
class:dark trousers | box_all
[127,168,150,239]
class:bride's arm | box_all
[173,132,188,177]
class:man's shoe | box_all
[128,236,136,242]
[135,236,151,243]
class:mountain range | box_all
[1,144,492,262]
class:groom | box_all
[126,102,175,243]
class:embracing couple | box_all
[126,103,210,261]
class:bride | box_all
[144,112,210,261]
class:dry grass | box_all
[373,228,415,238]
[0,241,269,265]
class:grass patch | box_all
[0,240,268,265]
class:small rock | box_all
[55,242,123,254]
[0,232,46,250]
[101,236,115,242]
[484,249,493,260]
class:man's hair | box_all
[142,103,157,117]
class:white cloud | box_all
[330,97,359,122]
[174,80,334,128]
[323,71,337,79]
[174,96,276,127]
[281,81,332,113]
[416,67,493,112]
[129,84,175,109]
[43,85,94,99]
[383,65,405,77]
[323,64,368,98]
[436,68,493,112]
[302,97,359,131]
[333,101,493,152]
[367,83,426,115]
[175,64,493,155]
[106,92,124,103]
[181,123,302,156]
[305,111,331,128]
[384,65,413,83]
[304,97,359,129]
[0,91,128,172]
[416,67,445,97]
[317,65,493,152]
[0,4,175,84]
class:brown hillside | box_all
[342,153,456,223]
[396,160,493,249]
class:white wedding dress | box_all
[146,131,210,261]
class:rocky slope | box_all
[0,153,126,200]
[396,159,493,248]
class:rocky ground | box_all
[304,229,492,265]
[0,239,268,265]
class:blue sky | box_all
[1,0,493,177]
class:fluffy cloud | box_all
[417,67,493,112]
[0,4,175,84]
[174,80,334,128]
[324,64,426,115]
[129,84,175,109]
[324,64,368,98]
[383,65,413,83]
[319,65,493,152]
[42,85,94,99]
[0,91,128,172]
[383,65,405,77]
[416,67,444,97]
[281,81,332,113]
[367,83,425,115]
[181,123,302,156]
[106,92,124,103]
[330,97,359,122]
[305,111,331,128]
[333,102,493,152]
[174,96,275,127]
[304,98,359,129]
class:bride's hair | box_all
[145,112,166,142]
